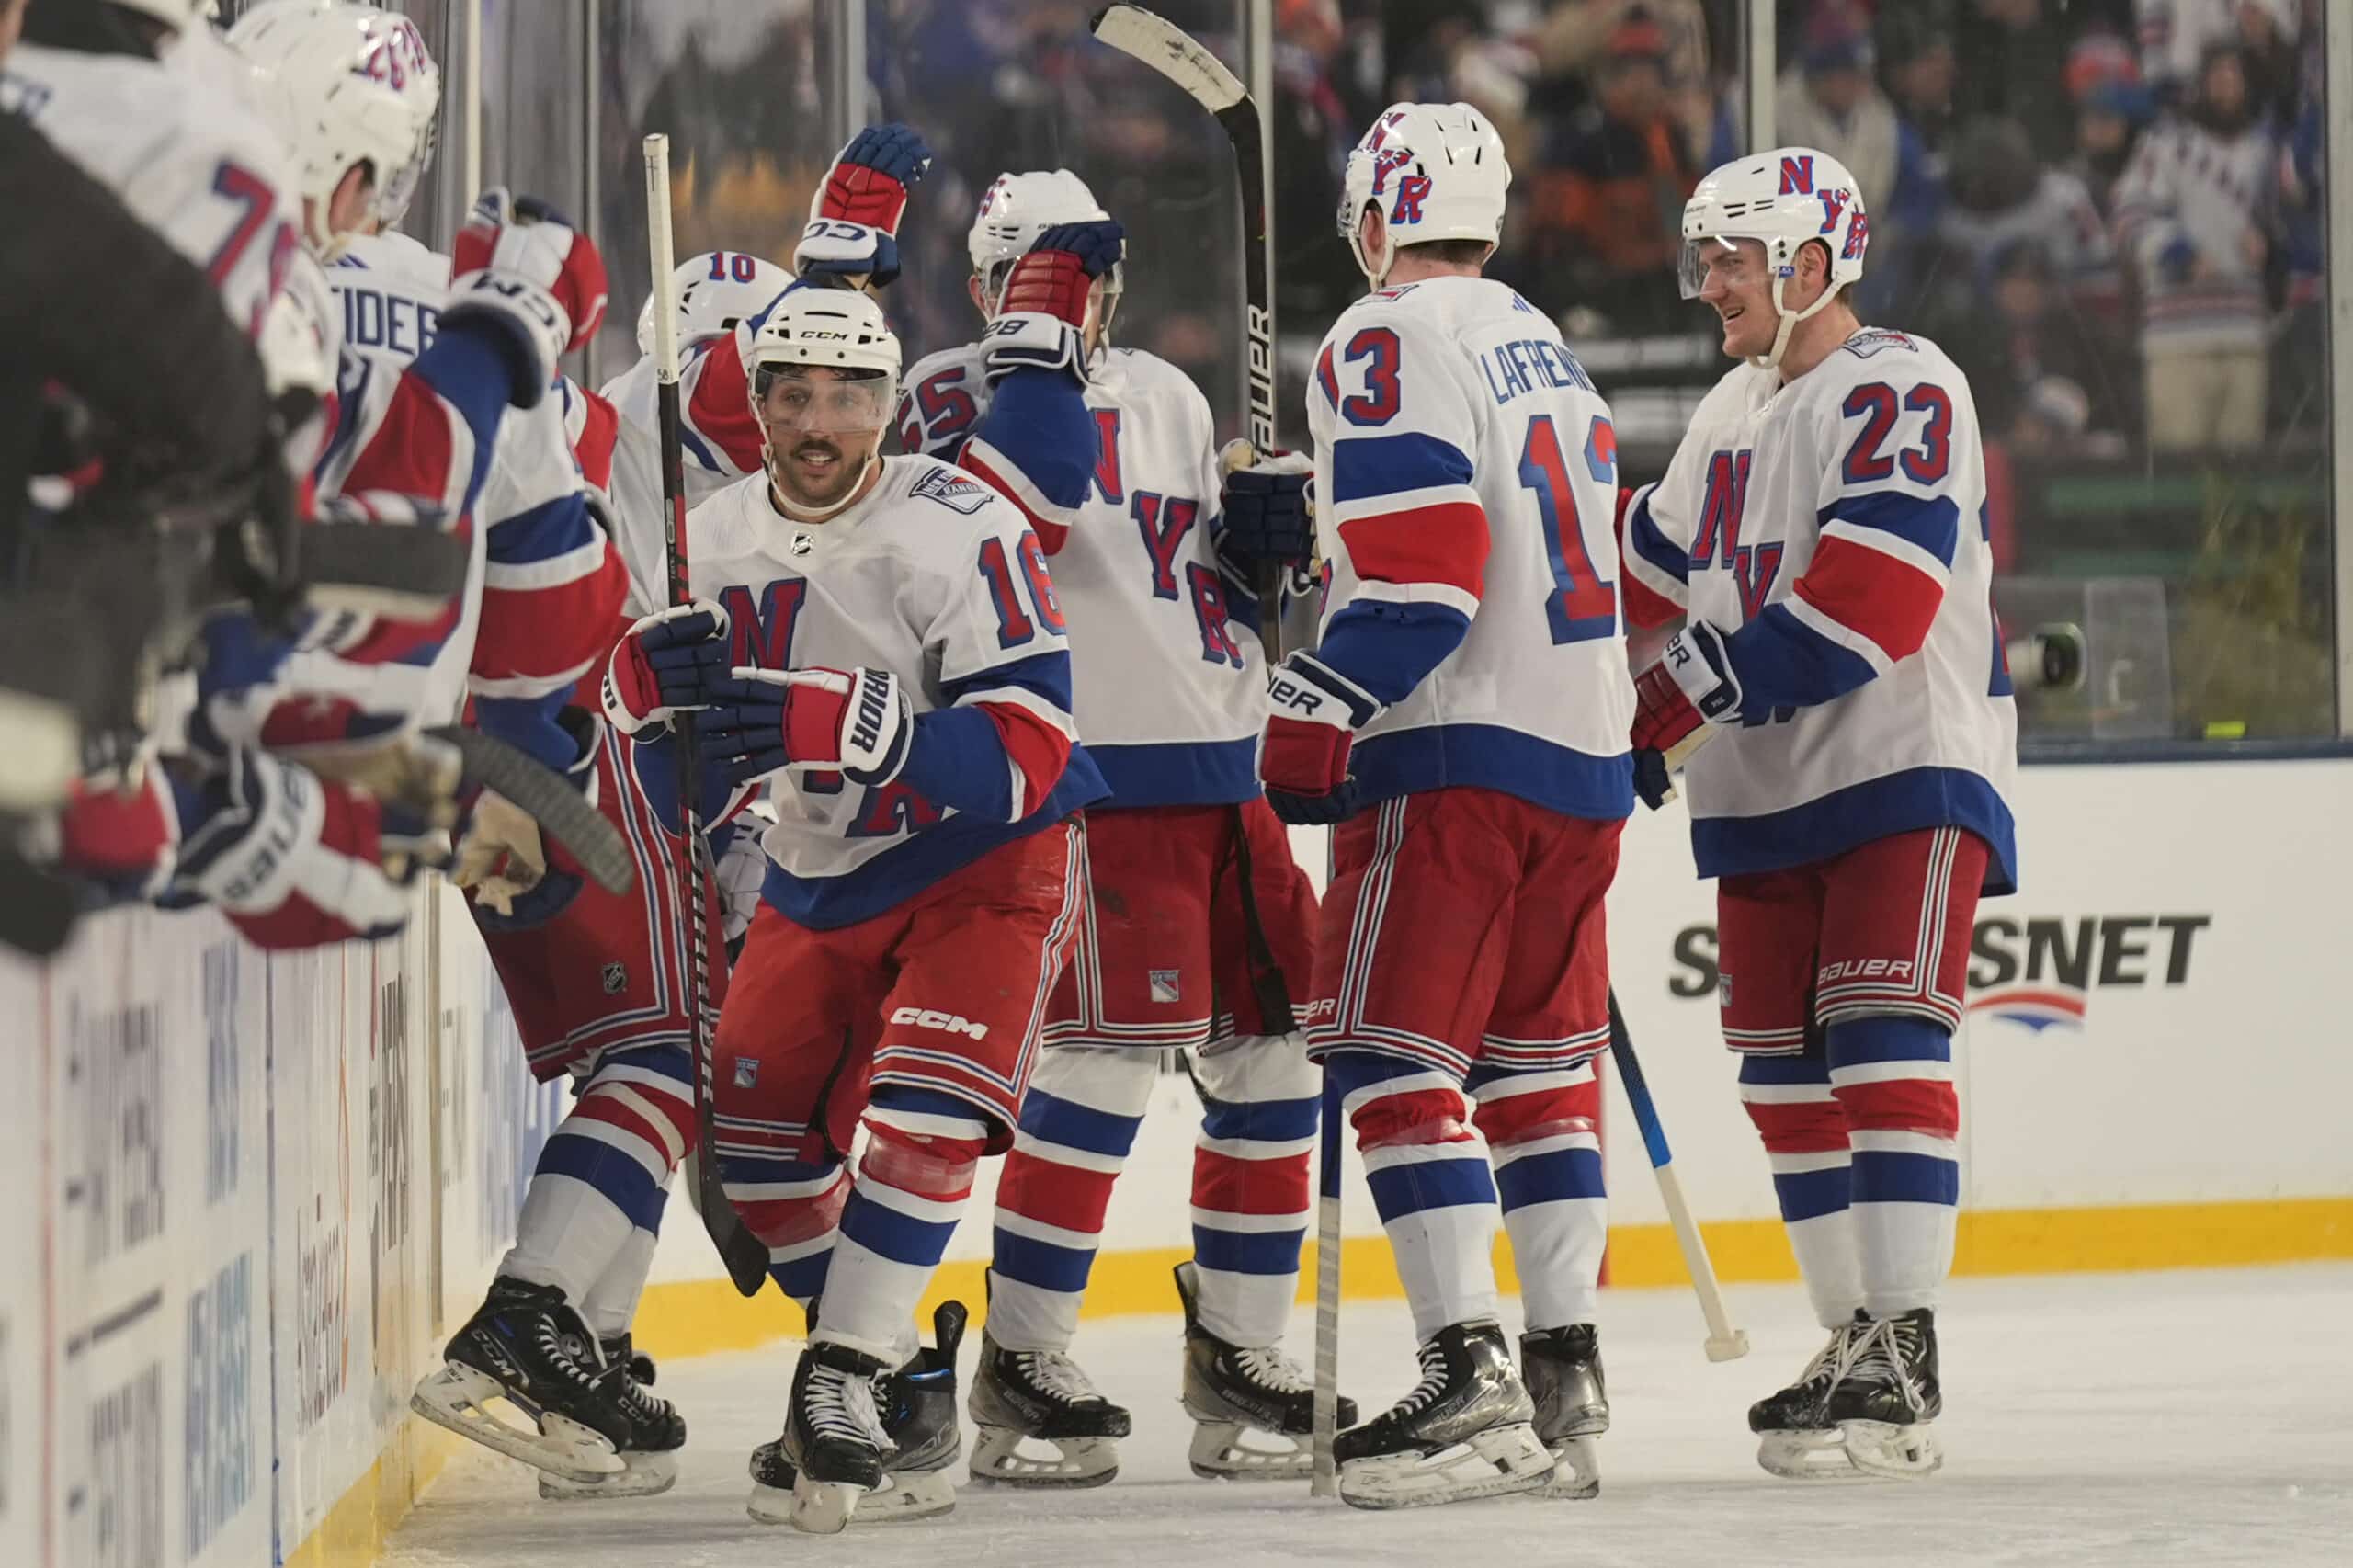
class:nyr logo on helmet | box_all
[1778,154,1815,195]
[1815,187,1851,236]
[1370,149,1414,195]
[358,17,431,91]
[1365,108,1410,153]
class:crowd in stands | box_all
[1275,0,2330,457]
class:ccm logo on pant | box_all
[889,1006,990,1040]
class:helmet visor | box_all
[754,366,897,435]
[374,119,437,231]
[1677,233,1759,301]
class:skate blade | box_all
[410,1364,623,1483]
[1533,1437,1600,1500]
[1337,1422,1554,1511]
[1756,1428,1869,1482]
[967,1425,1119,1489]
[1187,1419,1313,1481]
[790,1475,866,1534]
[1840,1419,1943,1479]
[753,1467,955,1527]
[538,1450,678,1501]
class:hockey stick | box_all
[1088,4,1287,660]
[1606,989,1748,1362]
[423,725,633,895]
[644,133,770,1298]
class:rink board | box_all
[628,758,2353,1358]
[2,763,2347,1568]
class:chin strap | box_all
[1751,272,1847,371]
[765,445,881,523]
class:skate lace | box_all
[1016,1349,1106,1406]
[1392,1337,1452,1420]
[1799,1321,1866,1392]
[1232,1344,1314,1396]
[806,1361,889,1449]
[1843,1318,1924,1405]
[536,1319,603,1394]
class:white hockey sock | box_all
[1188,1034,1316,1348]
[580,1217,663,1341]
[1472,1062,1607,1332]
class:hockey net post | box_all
[643,132,770,1298]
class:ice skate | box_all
[1334,1321,1555,1510]
[1520,1323,1607,1499]
[410,1278,630,1483]
[758,1339,892,1534]
[1826,1308,1943,1479]
[1170,1259,1355,1479]
[538,1335,684,1501]
[1750,1314,1871,1480]
[749,1301,967,1525]
[967,1322,1131,1488]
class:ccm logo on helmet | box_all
[889,1006,990,1041]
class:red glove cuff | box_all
[1261,715,1353,801]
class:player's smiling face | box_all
[1697,237,1776,359]
[757,366,892,515]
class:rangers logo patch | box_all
[1149,969,1181,1004]
[912,467,993,515]
[733,1057,758,1088]
[601,961,628,994]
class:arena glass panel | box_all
[1752,0,2335,751]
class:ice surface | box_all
[383,1265,2353,1568]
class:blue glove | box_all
[794,123,934,289]
[1219,442,1315,566]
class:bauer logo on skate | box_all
[1671,913,2214,1033]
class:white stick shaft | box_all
[1311,1185,1340,1497]
[1654,1161,1742,1349]
[642,135,681,384]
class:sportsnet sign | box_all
[1664,911,2213,1033]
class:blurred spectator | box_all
[1534,0,1715,156]
[2268,1,2325,441]
[2112,42,2279,451]
[2134,0,2297,114]
[1774,1,1939,312]
[1532,11,1699,335]
[2063,30,2156,220]
[1938,239,2133,442]
[1936,117,2120,308]
[1878,11,1959,155]
[1951,0,2075,161]
[1271,0,1365,324]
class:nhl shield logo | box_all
[733,1057,758,1089]
[789,531,815,557]
[1149,969,1181,1004]
[601,961,628,994]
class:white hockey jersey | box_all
[3,34,300,352]
[596,345,742,616]
[1620,326,2019,892]
[1308,276,1634,821]
[649,457,1108,929]
[900,343,1266,807]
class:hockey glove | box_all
[1629,619,1741,809]
[794,123,934,290]
[171,747,443,945]
[1260,653,1381,825]
[984,221,1126,382]
[1217,439,1317,566]
[448,189,610,408]
[601,600,731,736]
[44,767,183,904]
[699,665,913,791]
[455,710,600,932]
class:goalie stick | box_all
[1088,4,1289,661]
[1607,989,1749,1362]
[643,132,771,1298]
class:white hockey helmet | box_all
[1680,146,1869,369]
[967,168,1122,335]
[229,1,441,260]
[1337,101,1509,289]
[634,250,791,358]
[746,289,902,518]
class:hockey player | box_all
[599,286,1104,1532]
[1260,102,1633,1509]
[895,174,1342,1486]
[1618,147,2018,1480]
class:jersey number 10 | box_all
[1518,414,1620,645]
